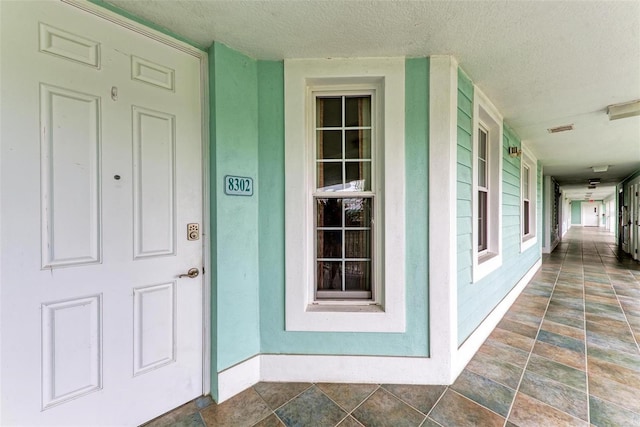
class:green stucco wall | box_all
[209,44,261,384]
[456,69,542,345]
[257,58,431,356]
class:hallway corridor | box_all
[147,227,640,427]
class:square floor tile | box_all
[351,388,425,427]
[525,353,586,391]
[589,395,640,427]
[380,384,446,414]
[200,388,272,427]
[429,390,504,427]
[466,350,523,389]
[450,369,515,417]
[275,386,346,427]
[253,382,312,410]
[508,392,588,427]
[518,370,588,421]
[316,383,378,412]
[588,373,640,414]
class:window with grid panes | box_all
[314,94,374,300]
[523,164,530,236]
[477,125,489,253]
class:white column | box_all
[428,56,458,381]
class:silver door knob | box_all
[178,268,199,278]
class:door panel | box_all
[132,106,177,258]
[581,202,599,227]
[1,2,204,425]
[40,84,102,267]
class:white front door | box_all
[582,202,599,227]
[1,2,204,425]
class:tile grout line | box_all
[371,386,430,424]
[252,383,314,427]
[316,383,379,427]
[421,385,449,423]
[582,239,591,426]
[501,245,567,426]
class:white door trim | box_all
[62,0,211,396]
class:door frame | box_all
[64,0,212,396]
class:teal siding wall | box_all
[456,69,474,287]
[258,58,430,356]
[209,44,261,386]
[456,69,542,345]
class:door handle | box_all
[178,268,199,279]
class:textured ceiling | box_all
[107,0,640,200]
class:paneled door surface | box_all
[0,2,204,425]
[581,202,599,227]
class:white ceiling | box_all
[107,0,640,201]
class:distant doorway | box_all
[582,202,600,227]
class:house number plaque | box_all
[224,175,253,196]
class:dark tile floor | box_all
[144,227,640,427]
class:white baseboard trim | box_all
[216,355,261,403]
[454,258,542,374]
[216,259,543,404]
[261,354,452,385]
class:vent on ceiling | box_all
[588,178,601,184]
[547,124,574,133]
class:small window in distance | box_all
[521,151,538,252]
[523,164,530,237]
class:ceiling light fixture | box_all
[607,99,640,121]
[588,178,600,184]
[547,124,574,133]
[592,165,608,173]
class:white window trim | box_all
[472,88,503,283]
[284,58,406,332]
[521,144,538,252]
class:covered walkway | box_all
[148,227,640,427]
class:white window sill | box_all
[473,251,502,283]
[521,235,537,252]
[306,303,384,313]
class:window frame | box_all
[284,57,406,333]
[477,123,489,256]
[472,88,503,283]
[312,89,380,302]
[520,149,538,252]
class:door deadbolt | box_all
[187,223,199,241]
[178,268,199,279]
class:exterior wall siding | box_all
[456,69,474,288]
[456,69,542,345]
